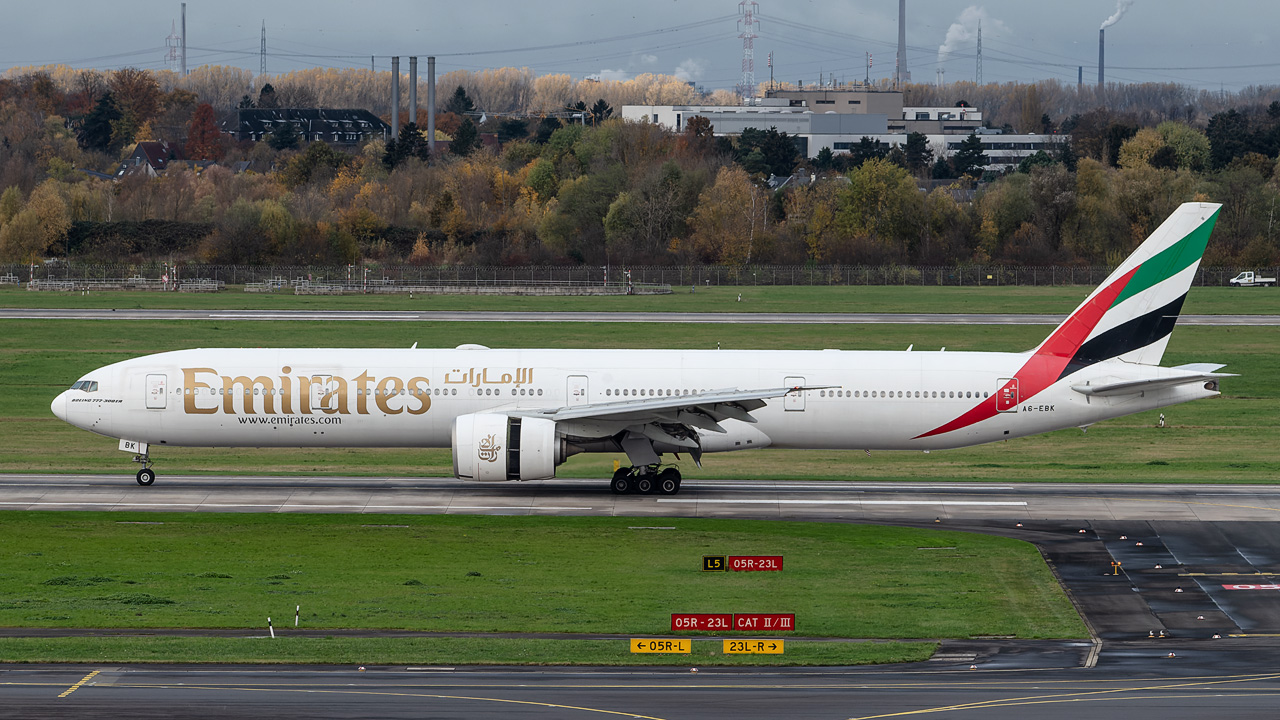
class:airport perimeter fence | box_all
[4,263,1276,289]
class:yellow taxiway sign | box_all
[630,638,692,653]
[723,639,784,654]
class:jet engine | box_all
[452,413,564,481]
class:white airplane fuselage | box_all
[52,346,1215,454]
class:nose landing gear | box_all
[132,452,156,486]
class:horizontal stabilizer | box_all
[1072,367,1235,397]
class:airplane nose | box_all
[51,391,68,422]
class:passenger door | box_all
[997,377,1019,412]
[145,373,167,409]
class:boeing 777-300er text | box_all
[51,202,1232,495]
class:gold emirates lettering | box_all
[182,367,431,416]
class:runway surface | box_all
[9,474,1280,718]
[2,308,1278,325]
[4,474,1280,522]
[9,651,1280,720]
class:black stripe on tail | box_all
[1056,293,1186,380]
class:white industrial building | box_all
[621,88,1066,171]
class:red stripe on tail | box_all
[914,266,1138,439]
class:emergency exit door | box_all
[567,375,589,407]
[784,376,805,411]
[145,374,167,409]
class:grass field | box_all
[0,512,1079,664]
[3,284,1280,315]
[0,637,937,666]
[3,319,1276,483]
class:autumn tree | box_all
[108,67,161,145]
[676,115,716,157]
[836,158,922,261]
[683,166,767,264]
[0,180,70,261]
[185,103,224,161]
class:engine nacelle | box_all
[452,413,561,481]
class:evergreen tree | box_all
[589,98,613,125]
[450,118,480,156]
[849,137,886,168]
[257,83,279,109]
[497,118,528,144]
[813,146,835,171]
[238,94,255,109]
[77,92,122,152]
[904,132,933,175]
[533,117,562,144]
[445,86,475,116]
[952,133,988,177]
[737,127,799,178]
[382,122,431,168]
[266,119,300,150]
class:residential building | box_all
[220,108,391,145]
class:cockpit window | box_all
[71,380,99,392]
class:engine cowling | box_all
[452,413,562,481]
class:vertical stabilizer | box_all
[1034,202,1221,376]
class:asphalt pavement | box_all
[1,308,1278,325]
[8,476,1280,718]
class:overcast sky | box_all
[3,1,1275,92]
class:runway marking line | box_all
[846,673,1280,719]
[57,669,99,698]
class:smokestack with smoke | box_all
[1101,0,1133,30]
[1098,29,1104,87]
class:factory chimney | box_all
[427,56,436,155]
[1097,29,1104,88]
[896,0,909,85]
[391,56,400,139]
[180,3,187,76]
[409,57,417,126]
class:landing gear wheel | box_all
[658,468,682,495]
[610,470,633,495]
[136,468,156,486]
[635,474,656,495]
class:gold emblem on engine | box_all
[477,434,501,463]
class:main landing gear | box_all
[133,452,156,486]
[610,465,681,495]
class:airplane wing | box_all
[516,386,828,428]
[509,385,830,466]
[1071,364,1236,397]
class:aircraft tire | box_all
[610,472,633,495]
[636,474,656,495]
[658,469,681,495]
[136,468,156,486]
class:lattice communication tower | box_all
[737,1,760,100]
